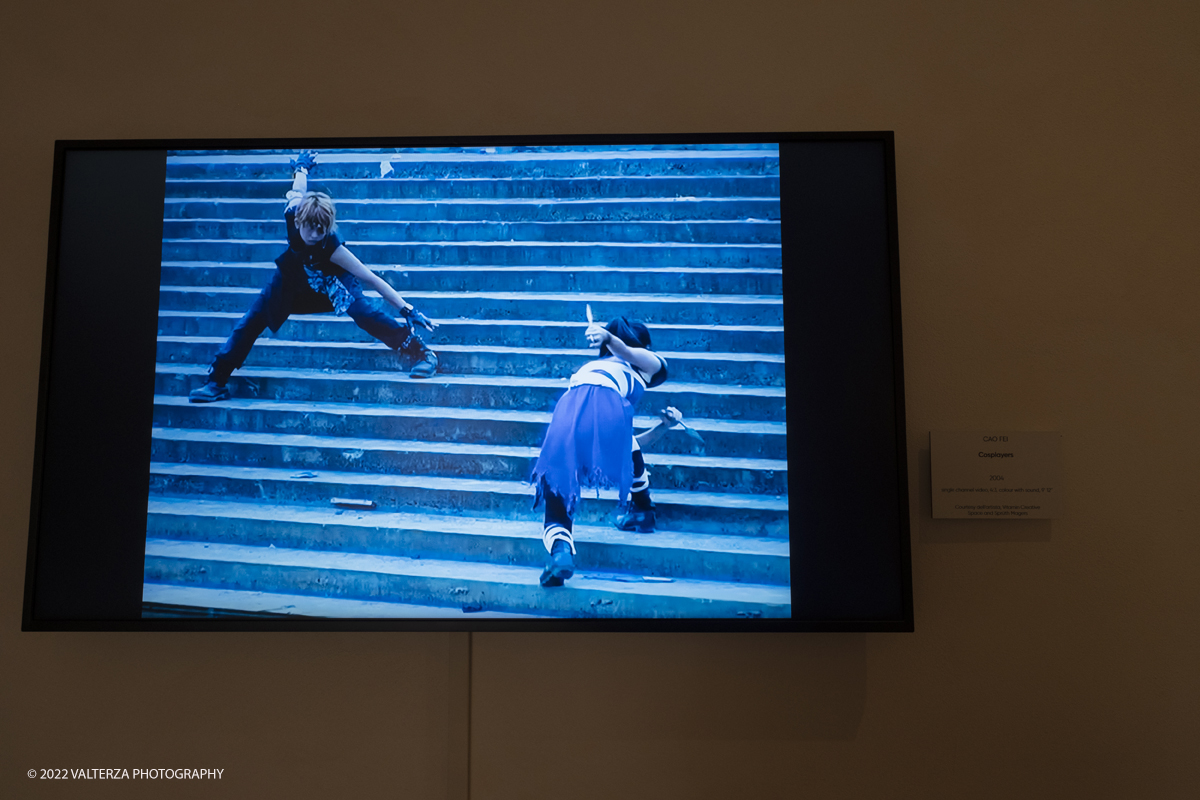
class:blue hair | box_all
[598,316,651,357]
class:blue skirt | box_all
[531,385,634,517]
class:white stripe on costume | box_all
[569,370,621,394]
[569,358,648,401]
[542,525,576,555]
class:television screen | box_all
[23,133,911,631]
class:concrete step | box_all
[143,582,541,618]
[158,311,786,353]
[164,176,781,201]
[147,498,791,585]
[165,151,778,181]
[155,366,788,422]
[159,240,783,269]
[162,219,782,245]
[155,337,787,387]
[156,287,785,326]
[147,462,790,537]
[158,263,785,296]
[152,396,789,460]
[143,538,791,618]
[163,197,781,223]
[149,427,789,495]
[171,144,779,156]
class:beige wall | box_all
[2,2,1196,797]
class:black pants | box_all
[210,272,412,384]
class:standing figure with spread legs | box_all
[530,316,670,587]
[189,151,439,402]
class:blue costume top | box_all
[567,355,667,405]
[260,206,356,332]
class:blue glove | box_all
[289,150,318,173]
[401,305,435,331]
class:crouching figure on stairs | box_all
[530,314,685,588]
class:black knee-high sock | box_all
[541,478,575,553]
[631,448,653,510]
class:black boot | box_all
[614,505,655,533]
[410,348,438,379]
[539,539,575,587]
[399,334,438,379]
[189,380,230,403]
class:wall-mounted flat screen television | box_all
[22,132,911,631]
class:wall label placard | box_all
[930,431,1063,519]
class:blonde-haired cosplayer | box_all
[293,191,337,236]
[190,151,441,402]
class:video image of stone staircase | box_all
[143,143,790,619]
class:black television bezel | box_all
[22,131,912,633]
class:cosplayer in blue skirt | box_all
[530,316,671,587]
